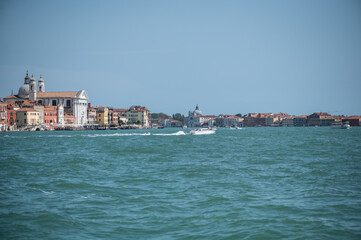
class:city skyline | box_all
[1,0,361,116]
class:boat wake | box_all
[87,133,151,137]
[153,131,186,136]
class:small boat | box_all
[109,124,119,130]
[331,121,350,129]
[190,127,216,135]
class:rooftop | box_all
[37,91,78,98]
[17,108,38,112]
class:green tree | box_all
[172,113,184,122]
[151,113,170,119]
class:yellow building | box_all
[16,108,40,127]
[96,107,108,126]
[125,106,150,127]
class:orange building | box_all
[44,106,57,130]
[342,116,361,126]
[0,101,7,131]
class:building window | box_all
[52,100,57,106]
[66,100,71,107]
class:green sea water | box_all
[1,127,361,239]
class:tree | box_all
[235,113,243,118]
[172,113,184,122]
[151,113,170,119]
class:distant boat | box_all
[190,127,216,135]
[331,121,350,129]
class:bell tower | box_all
[29,75,37,100]
[38,75,45,92]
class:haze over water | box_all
[1,127,361,239]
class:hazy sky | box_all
[1,0,360,116]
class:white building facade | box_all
[4,72,89,126]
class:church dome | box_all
[18,83,30,98]
[194,105,202,115]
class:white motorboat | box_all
[331,121,350,129]
[190,127,216,135]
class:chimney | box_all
[88,103,92,108]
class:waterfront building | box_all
[307,112,334,126]
[161,118,182,128]
[184,105,203,127]
[307,113,322,126]
[184,105,217,127]
[3,72,89,126]
[96,107,109,126]
[87,103,97,124]
[199,115,217,127]
[215,116,225,127]
[16,108,40,128]
[108,109,119,125]
[243,113,273,127]
[125,106,150,127]
[6,102,19,131]
[7,108,17,127]
[33,105,44,125]
[265,117,274,126]
[37,91,88,126]
[208,119,216,127]
[320,116,335,126]
[224,116,243,127]
[294,116,307,127]
[342,116,361,126]
[151,118,161,128]
[112,109,128,117]
[281,118,294,127]
[64,114,76,125]
[44,106,57,130]
[111,108,128,125]
[0,101,7,131]
[118,115,128,125]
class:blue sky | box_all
[0,0,360,116]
